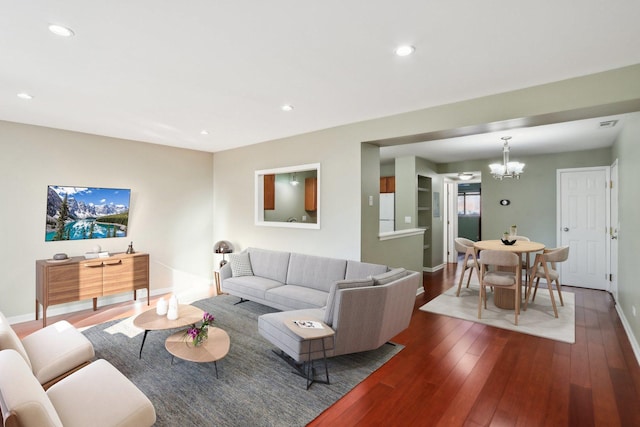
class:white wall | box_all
[0,121,214,321]
[613,117,640,358]
[213,127,361,260]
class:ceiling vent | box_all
[599,120,618,128]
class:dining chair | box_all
[454,237,480,297]
[511,235,532,290]
[478,249,522,325]
[525,246,570,318]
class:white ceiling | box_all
[379,111,640,164]
[2,1,640,155]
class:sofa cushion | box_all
[0,349,63,427]
[47,359,156,427]
[222,275,284,300]
[247,247,291,283]
[0,311,32,370]
[265,285,329,310]
[286,253,347,292]
[323,278,374,325]
[229,252,253,277]
[372,268,407,286]
[345,260,387,280]
[21,320,95,385]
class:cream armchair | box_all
[0,311,94,389]
[0,349,156,427]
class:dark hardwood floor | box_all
[12,263,640,426]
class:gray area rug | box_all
[82,295,403,427]
[419,282,575,343]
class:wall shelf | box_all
[417,174,432,269]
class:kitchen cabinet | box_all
[305,177,317,211]
[380,176,395,193]
[264,174,275,210]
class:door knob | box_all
[563,227,569,232]
[611,235,618,240]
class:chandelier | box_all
[489,136,525,180]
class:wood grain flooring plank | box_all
[543,351,571,426]
[570,324,592,389]
[434,328,508,426]
[609,366,640,427]
[588,340,622,426]
[569,384,595,427]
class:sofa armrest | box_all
[330,270,419,356]
[219,263,232,283]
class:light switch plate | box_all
[404,216,411,223]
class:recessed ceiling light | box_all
[395,45,415,57]
[48,24,75,37]
[281,104,294,112]
[17,93,33,100]
[200,130,209,135]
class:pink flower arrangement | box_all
[186,312,215,346]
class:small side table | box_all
[213,271,227,295]
[165,327,230,379]
[284,319,335,390]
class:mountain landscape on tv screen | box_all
[45,186,130,241]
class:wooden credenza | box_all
[36,252,149,326]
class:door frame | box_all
[556,166,611,290]
[610,159,619,301]
[443,179,458,263]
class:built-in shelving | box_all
[417,175,432,270]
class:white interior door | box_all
[610,159,619,301]
[557,167,609,290]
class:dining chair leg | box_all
[531,277,541,302]
[514,286,520,326]
[477,285,483,319]
[456,262,467,297]
[465,268,474,288]
[545,274,559,318]
[555,279,565,306]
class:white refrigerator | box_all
[379,193,395,232]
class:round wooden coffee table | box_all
[133,304,204,358]
[165,327,230,379]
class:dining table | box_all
[473,239,545,309]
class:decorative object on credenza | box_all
[214,240,234,267]
[52,253,68,260]
[126,241,135,254]
[84,251,110,259]
[45,185,131,242]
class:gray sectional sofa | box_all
[220,247,420,363]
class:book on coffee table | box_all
[292,320,324,329]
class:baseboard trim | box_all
[616,303,640,367]
[423,263,445,273]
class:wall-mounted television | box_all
[45,185,131,241]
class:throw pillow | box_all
[229,252,253,277]
[372,267,406,286]
[323,277,373,325]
